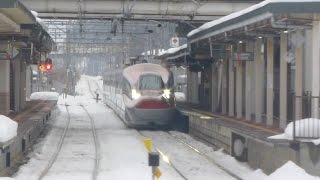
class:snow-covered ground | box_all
[1,75,319,180]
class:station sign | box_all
[170,37,179,48]
[233,52,253,61]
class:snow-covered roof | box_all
[141,49,165,56]
[123,63,169,85]
[188,0,320,42]
[157,44,187,58]
[31,10,48,31]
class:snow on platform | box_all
[30,92,59,101]
[269,118,320,145]
[0,115,18,143]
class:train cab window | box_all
[139,74,164,90]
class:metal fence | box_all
[292,92,320,140]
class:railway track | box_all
[38,104,100,180]
[140,131,243,180]
[80,105,100,180]
[137,131,188,180]
[38,105,71,180]
[94,78,241,179]
[167,132,243,180]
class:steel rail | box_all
[138,131,188,180]
[167,132,243,180]
[38,105,71,180]
[80,105,100,180]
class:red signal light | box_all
[44,58,53,71]
[45,63,52,70]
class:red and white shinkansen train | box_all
[122,63,177,128]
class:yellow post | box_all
[155,167,162,179]
[143,138,152,152]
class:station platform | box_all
[177,103,320,176]
[0,100,56,176]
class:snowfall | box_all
[0,75,319,180]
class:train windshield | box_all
[139,74,164,90]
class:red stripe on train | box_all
[135,100,171,109]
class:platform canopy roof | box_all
[21,0,260,21]
[155,44,193,66]
[157,44,188,60]
[0,0,35,32]
[188,0,320,44]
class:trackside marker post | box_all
[143,138,161,179]
[155,167,162,179]
[149,152,160,180]
[144,138,152,152]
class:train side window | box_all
[122,79,131,99]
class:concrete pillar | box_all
[312,21,320,118]
[211,63,219,112]
[0,60,10,115]
[304,30,312,92]
[20,62,27,109]
[228,45,235,117]
[236,61,243,119]
[245,42,254,121]
[13,60,21,112]
[266,37,274,126]
[295,31,303,120]
[26,65,32,99]
[255,39,263,123]
[192,71,199,104]
[187,68,192,103]
[280,32,288,129]
[222,59,228,114]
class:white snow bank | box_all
[0,115,18,143]
[0,178,15,180]
[312,138,320,146]
[30,92,59,101]
[269,118,320,144]
[174,92,186,102]
[266,161,320,180]
[188,0,320,37]
[245,161,320,180]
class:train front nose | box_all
[135,99,171,109]
[140,90,162,97]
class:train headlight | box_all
[131,89,141,100]
[162,89,171,99]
